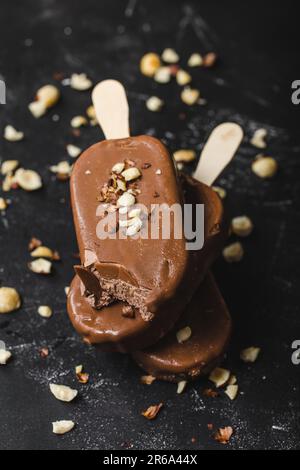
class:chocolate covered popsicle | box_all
[68,161,226,351]
[132,273,232,382]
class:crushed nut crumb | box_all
[142,403,163,420]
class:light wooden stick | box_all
[193,122,243,186]
[92,80,130,140]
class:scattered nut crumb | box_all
[0,198,8,211]
[212,186,227,199]
[117,192,136,207]
[52,420,75,435]
[176,69,192,86]
[75,365,83,374]
[155,169,162,175]
[50,161,72,179]
[142,403,163,420]
[187,53,203,67]
[86,105,96,119]
[28,237,42,251]
[203,388,219,398]
[70,115,88,128]
[250,128,267,148]
[213,426,233,444]
[173,149,196,163]
[76,372,89,384]
[1,160,19,175]
[31,246,54,259]
[228,375,237,385]
[64,286,70,296]
[223,242,244,263]
[177,380,187,394]
[140,52,161,77]
[181,87,200,105]
[36,84,60,108]
[112,162,125,174]
[40,347,49,358]
[37,305,52,318]
[203,52,218,68]
[28,100,47,118]
[252,156,278,178]
[14,168,42,191]
[161,48,179,63]
[50,384,78,402]
[0,287,21,314]
[140,375,156,385]
[28,258,52,274]
[225,384,239,400]
[209,367,230,388]
[231,216,253,237]
[240,346,261,363]
[146,96,164,112]
[70,73,93,91]
[176,326,192,343]
[0,348,12,365]
[66,144,81,158]
[154,66,171,83]
[4,125,24,142]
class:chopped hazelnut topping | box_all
[146,96,164,112]
[252,156,278,178]
[140,52,161,77]
[28,258,52,274]
[117,192,136,207]
[140,375,156,385]
[231,216,253,237]
[176,326,192,343]
[112,162,125,174]
[213,426,233,444]
[70,73,93,91]
[31,246,54,259]
[86,105,96,119]
[209,367,230,388]
[228,375,237,385]
[203,388,219,398]
[173,149,196,163]
[142,403,163,420]
[121,167,141,182]
[40,348,49,358]
[0,287,21,314]
[76,372,89,384]
[223,242,244,263]
[126,217,142,236]
[240,346,261,363]
[250,128,267,149]
[38,305,53,318]
[50,384,78,402]
[28,237,42,251]
[52,420,75,435]
[161,48,179,63]
[187,53,203,67]
[177,380,187,394]
[75,365,83,375]
[50,161,72,178]
[181,87,200,105]
[4,125,24,142]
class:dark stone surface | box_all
[0,0,299,450]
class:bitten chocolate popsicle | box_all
[68,169,226,352]
[132,272,232,382]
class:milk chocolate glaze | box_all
[132,273,232,382]
[68,159,227,352]
[70,136,226,333]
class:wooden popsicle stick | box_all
[193,122,243,186]
[92,80,130,140]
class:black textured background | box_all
[0,0,299,450]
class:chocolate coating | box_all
[132,273,232,382]
[70,136,226,346]
[68,154,226,352]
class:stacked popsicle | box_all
[67,81,242,382]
